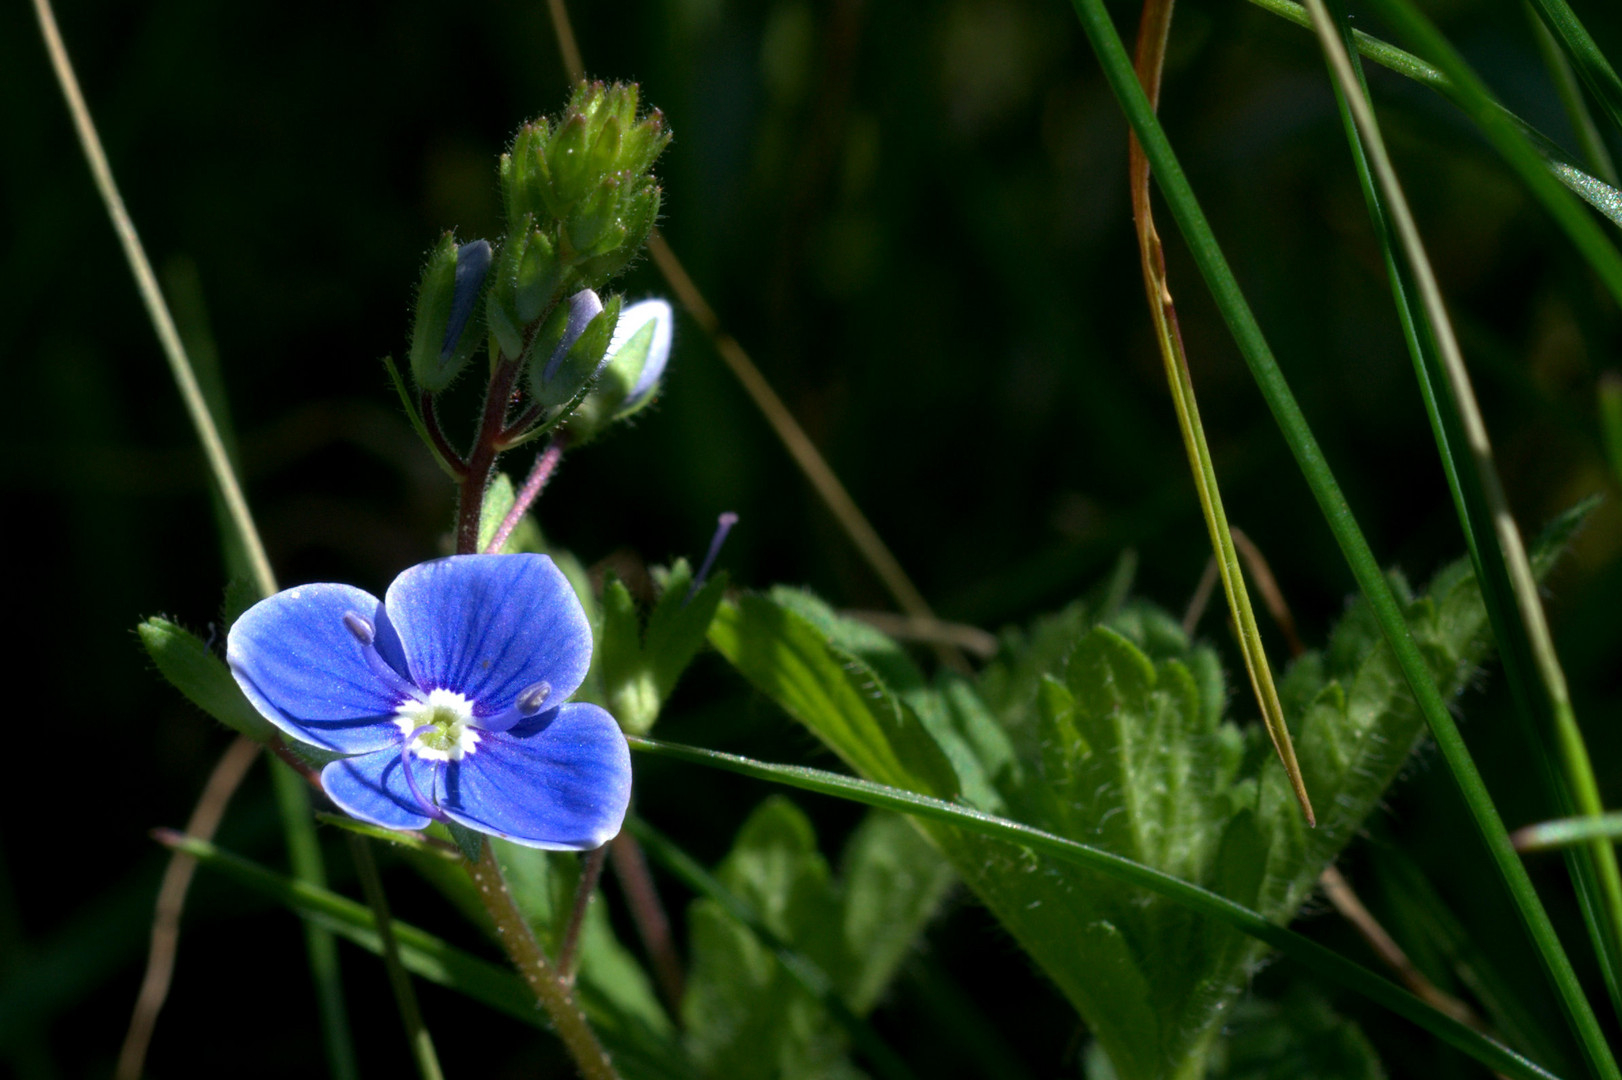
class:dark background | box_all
[5,0,1622,1075]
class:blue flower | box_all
[227,554,630,850]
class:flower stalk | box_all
[558,844,609,984]
[466,842,620,1080]
[486,436,568,554]
[455,358,525,556]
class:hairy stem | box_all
[486,436,567,553]
[456,360,522,555]
[466,843,620,1080]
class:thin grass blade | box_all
[1524,0,1622,138]
[626,735,1560,1080]
[1057,0,1617,1072]
[1360,0,1622,304]
[1243,0,1622,230]
[1128,0,1312,823]
[1309,0,1622,1032]
[1518,815,1622,853]
[1525,3,1618,186]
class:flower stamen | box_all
[477,680,553,733]
[398,729,446,821]
[690,511,739,598]
[342,611,428,704]
[394,688,480,761]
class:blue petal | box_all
[322,747,434,831]
[384,554,592,715]
[610,298,672,412]
[227,583,410,753]
[439,703,630,850]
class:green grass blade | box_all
[29,4,367,1074]
[29,0,276,601]
[1310,0,1622,1036]
[270,763,360,1080]
[1243,0,1622,231]
[1131,0,1313,824]
[627,736,1560,1080]
[1058,0,1615,1073]
[1526,3,1619,186]
[1360,0,1622,303]
[1525,0,1622,138]
[347,836,443,1080]
[154,831,546,1025]
[626,817,918,1080]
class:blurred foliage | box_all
[8,0,1622,1075]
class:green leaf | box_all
[167,831,692,1080]
[627,735,1555,1080]
[837,810,958,1014]
[476,472,517,553]
[596,561,728,734]
[137,617,274,741]
[655,798,947,1080]
[1201,987,1385,1080]
[646,561,728,706]
[708,595,961,801]
[710,536,1562,1080]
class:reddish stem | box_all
[455,359,522,555]
[558,843,609,985]
[498,402,546,446]
[610,831,685,1016]
[485,436,567,553]
[419,390,468,475]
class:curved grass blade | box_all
[626,817,918,1080]
[1309,0,1622,1034]
[153,831,542,1024]
[29,3,363,1073]
[1526,4,1618,187]
[1057,0,1616,1073]
[626,736,1560,1080]
[1524,0,1622,140]
[1243,0,1622,231]
[1129,0,1312,823]
[1359,0,1622,305]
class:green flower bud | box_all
[546,112,596,210]
[501,123,551,229]
[499,83,672,299]
[484,236,525,361]
[528,290,623,417]
[618,109,670,177]
[566,297,673,441]
[574,193,662,292]
[409,234,490,392]
[567,173,629,259]
[514,223,566,324]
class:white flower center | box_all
[394,688,481,761]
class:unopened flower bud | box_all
[409,235,490,393]
[565,297,673,440]
[528,290,622,414]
